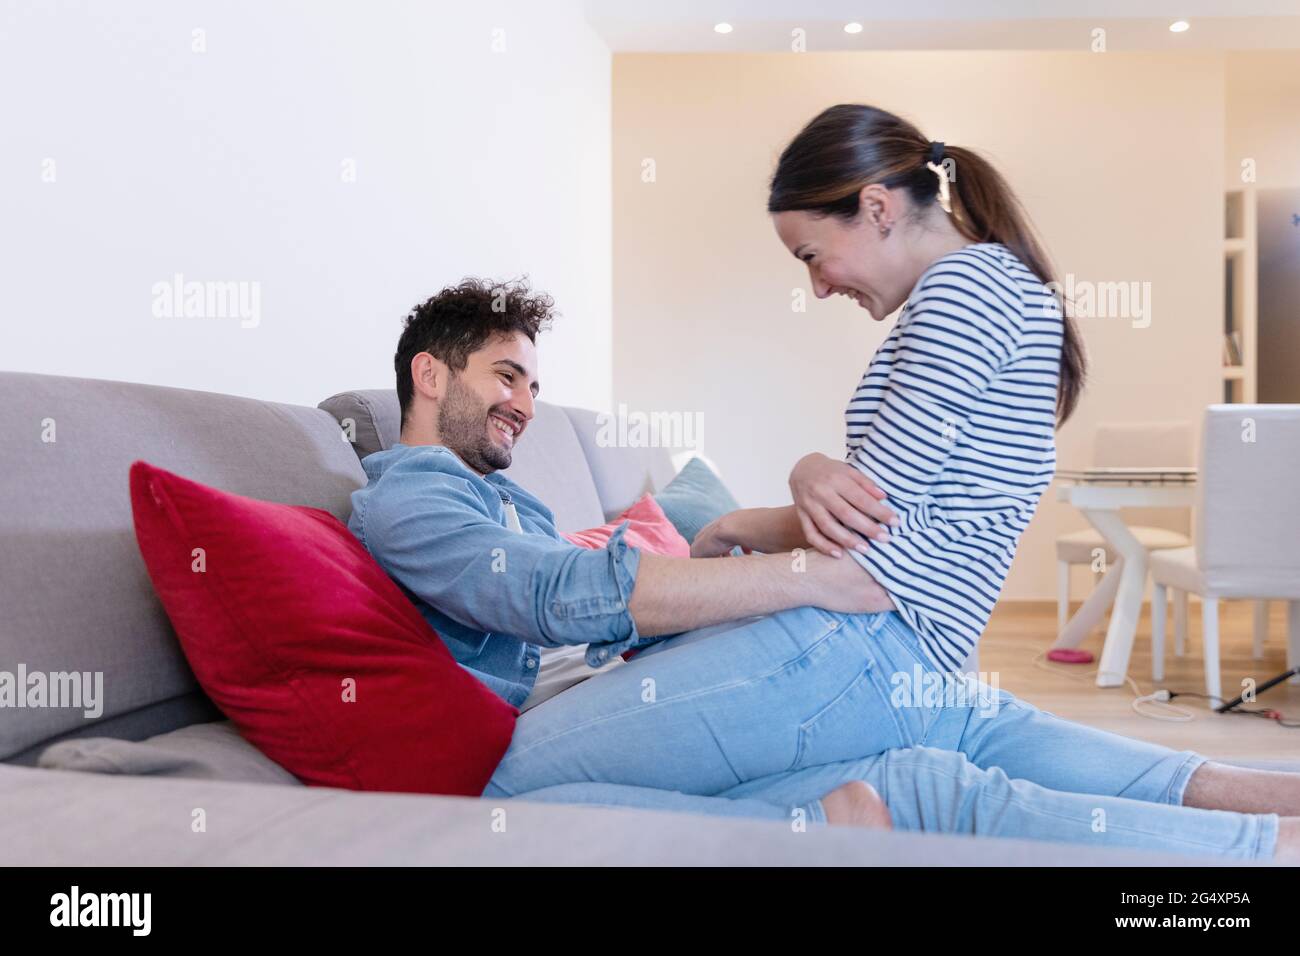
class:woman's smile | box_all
[834,286,877,315]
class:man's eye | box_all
[499,372,514,384]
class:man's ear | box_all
[409,351,448,405]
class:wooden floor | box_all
[982,600,1300,761]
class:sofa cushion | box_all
[318,389,402,462]
[0,371,369,764]
[559,405,679,520]
[38,720,302,785]
[561,494,690,557]
[128,460,517,796]
[654,457,741,544]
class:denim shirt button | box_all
[525,657,537,669]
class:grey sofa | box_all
[0,370,1248,865]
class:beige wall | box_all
[1226,51,1300,190]
[613,51,1226,600]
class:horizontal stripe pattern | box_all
[845,243,1062,673]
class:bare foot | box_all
[820,781,893,829]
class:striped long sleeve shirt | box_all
[846,242,1063,673]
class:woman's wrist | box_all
[712,508,750,551]
[723,506,806,554]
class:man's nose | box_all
[512,389,535,424]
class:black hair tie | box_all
[928,140,945,165]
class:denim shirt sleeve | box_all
[359,464,644,656]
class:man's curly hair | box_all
[395,277,555,426]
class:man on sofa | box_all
[347,277,898,827]
[347,278,1293,859]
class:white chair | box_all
[1150,405,1300,704]
[1056,421,1195,634]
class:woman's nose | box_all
[809,269,832,299]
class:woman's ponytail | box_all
[944,145,1086,424]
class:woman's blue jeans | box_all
[483,608,1279,860]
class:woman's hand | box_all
[690,513,751,558]
[790,452,899,558]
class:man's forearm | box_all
[628,550,821,637]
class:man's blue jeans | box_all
[483,608,1279,860]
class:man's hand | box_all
[789,452,899,558]
[805,549,896,614]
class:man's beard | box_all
[437,373,513,474]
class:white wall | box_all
[613,51,1226,600]
[0,0,613,411]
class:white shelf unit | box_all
[1223,186,1258,403]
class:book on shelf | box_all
[1223,329,1243,367]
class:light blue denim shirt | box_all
[347,442,653,709]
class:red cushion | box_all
[562,494,689,660]
[128,460,516,796]
[561,494,690,557]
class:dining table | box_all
[1051,467,1198,688]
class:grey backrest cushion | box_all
[319,389,614,532]
[38,720,302,786]
[560,406,678,520]
[318,388,401,464]
[0,372,368,763]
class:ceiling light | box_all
[714,22,733,34]
[1169,20,1190,32]
[844,22,863,34]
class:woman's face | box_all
[773,188,914,321]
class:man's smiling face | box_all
[435,331,539,475]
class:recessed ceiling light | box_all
[714,22,733,34]
[1169,20,1190,32]
[844,22,863,34]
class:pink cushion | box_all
[561,494,690,557]
[128,460,517,796]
